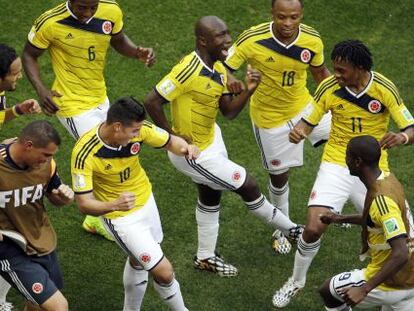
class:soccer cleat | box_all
[82,216,114,241]
[194,254,238,277]
[287,225,304,243]
[0,302,13,311]
[271,229,292,255]
[272,277,303,308]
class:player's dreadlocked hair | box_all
[0,44,18,79]
[272,0,304,8]
[331,40,373,71]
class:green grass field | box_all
[1,1,414,310]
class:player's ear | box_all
[113,122,122,132]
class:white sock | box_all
[292,235,321,286]
[0,276,10,303]
[325,305,352,311]
[244,194,296,233]
[268,181,289,216]
[196,200,220,259]
[123,259,148,311]
[153,278,188,311]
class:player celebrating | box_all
[0,121,74,311]
[224,0,331,252]
[319,135,414,310]
[145,16,302,277]
[272,40,414,308]
[71,97,195,310]
[22,0,155,240]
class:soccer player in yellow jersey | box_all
[272,40,414,308]
[225,0,331,250]
[145,16,303,277]
[0,44,41,130]
[22,0,155,239]
[71,97,197,311]
[0,43,42,311]
[319,136,414,310]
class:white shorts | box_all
[308,162,366,214]
[58,98,110,140]
[330,269,414,310]
[168,124,246,191]
[252,107,331,173]
[101,194,164,271]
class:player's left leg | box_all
[0,276,12,311]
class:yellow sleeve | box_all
[111,4,124,35]
[371,195,407,241]
[155,61,189,101]
[27,16,52,49]
[71,147,94,194]
[386,94,414,130]
[310,39,325,67]
[139,121,170,148]
[0,111,5,126]
[225,42,248,71]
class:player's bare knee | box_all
[236,175,261,201]
[151,257,174,284]
[40,292,68,311]
[302,226,322,243]
[318,278,331,300]
[269,171,289,188]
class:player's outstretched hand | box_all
[182,144,200,160]
[115,192,136,211]
[227,72,245,94]
[52,184,74,202]
[38,88,61,115]
[18,99,42,115]
[339,286,368,307]
[379,131,408,149]
[289,127,307,144]
[245,64,261,92]
[137,47,156,67]
[319,211,340,224]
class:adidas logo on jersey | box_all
[206,83,212,90]
[65,33,74,39]
[336,104,344,110]
[105,164,112,170]
[265,56,275,62]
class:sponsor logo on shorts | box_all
[130,142,141,155]
[384,218,399,234]
[368,100,382,113]
[271,159,281,167]
[310,191,317,200]
[139,253,151,264]
[232,171,241,182]
[300,49,311,63]
[32,282,43,294]
[102,21,112,34]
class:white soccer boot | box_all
[272,277,304,308]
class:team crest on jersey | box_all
[139,253,151,264]
[32,282,43,294]
[368,100,382,113]
[271,159,281,167]
[300,49,311,63]
[232,171,241,182]
[102,21,112,34]
[130,142,141,155]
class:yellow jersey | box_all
[27,1,124,118]
[71,121,170,219]
[0,91,5,126]
[304,72,414,170]
[155,51,230,150]
[365,188,410,290]
[225,22,325,128]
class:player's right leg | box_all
[25,290,68,311]
[57,99,114,241]
[0,275,12,311]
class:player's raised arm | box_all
[144,90,173,133]
[219,65,261,120]
[22,43,60,115]
[110,31,156,67]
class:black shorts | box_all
[0,237,63,305]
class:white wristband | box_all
[401,132,409,145]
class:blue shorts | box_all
[0,238,63,305]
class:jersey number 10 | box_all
[119,167,131,183]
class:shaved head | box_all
[195,16,226,38]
